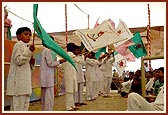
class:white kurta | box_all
[85,58,99,100]
[6,41,33,96]
[100,56,114,96]
[127,86,164,111]
[75,55,85,83]
[121,79,133,93]
[145,77,155,92]
[39,48,60,111]
[39,48,60,87]
[74,55,85,103]
[62,52,78,93]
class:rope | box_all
[6,9,33,24]
[65,4,68,45]
[74,4,90,29]
[147,4,151,68]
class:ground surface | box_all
[4,90,127,112]
[29,90,127,111]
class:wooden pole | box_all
[147,4,151,68]
[88,15,90,29]
[65,4,68,45]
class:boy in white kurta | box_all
[39,37,66,111]
[6,27,35,111]
[62,43,80,111]
[73,45,87,106]
[100,53,115,97]
[85,52,99,101]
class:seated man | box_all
[127,86,164,111]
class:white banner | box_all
[114,19,133,47]
[74,20,126,52]
[113,53,127,76]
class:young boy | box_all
[61,43,80,111]
[39,36,66,111]
[73,45,87,106]
[6,27,35,111]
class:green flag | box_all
[33,4,76,70]
[128,32,147,58]
[95,47,106,59]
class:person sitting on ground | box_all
[127,86,164,111]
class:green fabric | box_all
[153,79,164,95]
[95,47,106,59]
[128,32,147,58]
[51,50,57,61]
[33,4,76,70]
[7,27,12,40]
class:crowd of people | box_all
[5,27,164,111]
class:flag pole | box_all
[32,29,35,45]
[147,4,151,68]
[65,4,68,45]
[88,15,90,29]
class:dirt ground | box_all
[4,90,127,112]
[28,90,127,111]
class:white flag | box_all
[113,54,127,76]
[114,19,133,47]
[74,20,125,52]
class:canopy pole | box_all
[147,4,151,68]
[88,15,90,29]
[65,4,68,45]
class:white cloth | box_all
[6,40,33,96]
[41,87,54,111]
[10,95,30,111]
[145,77,155,91]
[100,56,114,78]
[62,52,78,93]
[39,48,60,87]
[85,57,99,100]
[85,58,99,82]
[100,56,114,96]
[75,55,85,83]
[75,82,85,103]
[74,55,85,103]
[66,92,75,110]
[127,86,164,111]
[121,79,133,93]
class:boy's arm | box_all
[13,43,33,66]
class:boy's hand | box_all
[29,45,35,52]
[30,57,35,65]
[59,59,66,64]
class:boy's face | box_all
[73,49,80,55]
[18,31,32,43]
[157,70,164,79]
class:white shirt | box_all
[6,41,33,96]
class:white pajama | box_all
[66,92,75,110]
[10,95,30,111]
[127,86,164,111]
[103,77,112,96]
[41,87,54,111]
[75,82,84,103]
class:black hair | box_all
[73,45,80,50]
[16,27,31,35]
[90,51,95,57]
[158,67,164,73]
[67,43,75,52]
